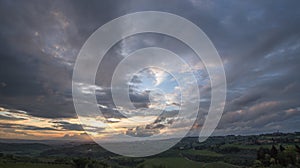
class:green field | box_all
[182,149,223,157]
[0,162,72,168]
[0,159,241,168]
[201,161,240,168]
[0,133,299,168]
[139,157,240,168]
[220,143,296,150]
[139,157,203,168]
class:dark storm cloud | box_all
[124,110,179,137]
[0,123,57,131]
[129,90,150,109]
[126,127,158,137]
[0,115,25,121]
[0,0,128,118]
[124,111,178,137]
[187,0,300,135]
[0,1,73,118]
[53,121,83,131]
[0,0,299,135]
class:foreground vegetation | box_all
[0,132,299,168]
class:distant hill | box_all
[0,142,51,156]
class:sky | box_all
[0,0,300,141]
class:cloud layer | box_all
[0,0,299,140]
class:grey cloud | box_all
[0,115,26,121]
[0,0,299,136]
[53,121,83,131]
[0,123,57,131]
[125,125,160,137]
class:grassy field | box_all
[220,144,270,150]
[182,149,223,157]
[140,157,203,168]
[0,160,240,168]
[139,157,240,168]
[202,161,241,168]
[0,134,298,168]
[0,162,72,168]
[220,143,296,150]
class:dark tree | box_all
[295,144,300,153]
[73,158,90,168]
[270,145,278,158]
[280,145,285,152]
